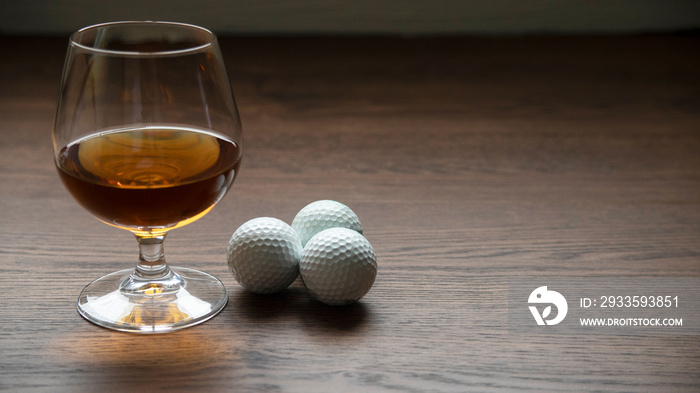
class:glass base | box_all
[77,267,227,333]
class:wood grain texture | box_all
[1,35,699,392]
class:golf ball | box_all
[291,200,362,246]
[227,217,302,294]
[299,227,377,306]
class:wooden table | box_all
[1,35,699,392]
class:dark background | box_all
[2,0,700,37]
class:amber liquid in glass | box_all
[56,125,241,234]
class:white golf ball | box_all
[227,217,302,294]
[291,200,362,246]
[299,227,377,306]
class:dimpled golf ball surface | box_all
[227,217,302,294]
[300,227,377,306]
[292,200,362,246]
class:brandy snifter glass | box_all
[52,21,242,333]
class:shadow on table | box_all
[229,279,372,334]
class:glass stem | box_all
[135,234,170,279]
[120,233,183,294]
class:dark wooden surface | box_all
[1,35,699,392]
